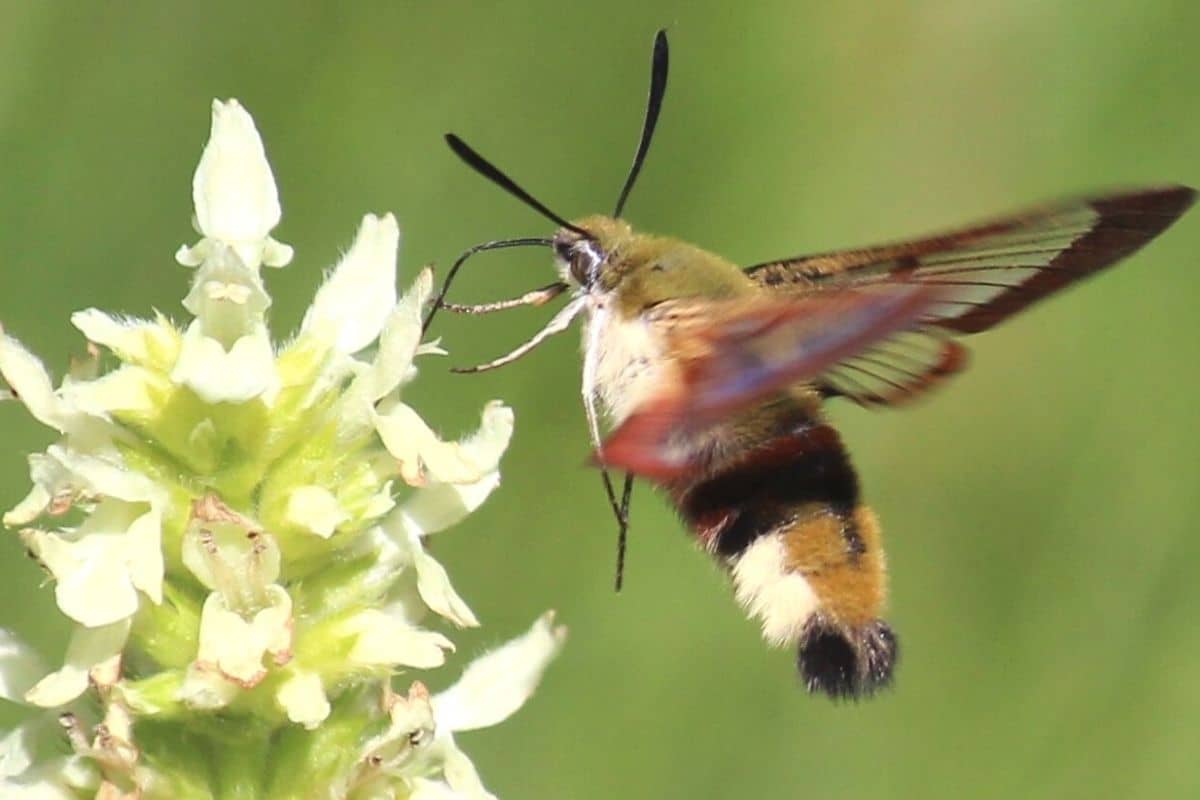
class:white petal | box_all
[4,454,66,527]
[397,469,500,538]
[0,720,95,793]
[50,445,162,505]
[375,401,513,487]
[190,100,286,267]
[0,631,46,704]
[302,214,400,355]
[1,751,87,800]
[22,497,163,626]
[24,619,131,707]
[0,330,64,432]
[433,612,566,733]
[172,319,278,404]
[58,756,97,792]
[177,663,239,710]
[23,529,139,628]
[412,548,478,629]
[5,446,163,528]
[276,669,330,729]
[195,587,292,687]
[9,453,78,525]
[175,238,208,268]
[60,366,157,421]
[344,609,453,669]
[362,483,397,521]
[69,310,179,368]
[284,486,348,539]
[261,237,295,268]
[0,721,36,778]
[363,266,432,399]
[385,526,478,628]
[345,526,434,626]
[433,733,496,800]
[334,268,433,440]
[4,485,51,529]
[409,778,468,800]
[124,506,165,604]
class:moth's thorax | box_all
[580,296,665,426]
[557,216,760,427]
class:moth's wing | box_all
[597,284,944,480]
[747,186,1193,332]
[819,327,968,407]
[745,186,1194,405]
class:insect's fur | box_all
[435,28,1196,700]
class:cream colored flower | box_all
[21,498,163,627]
[2,97,562,799]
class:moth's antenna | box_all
[422,237,553,335]
[612,29,669,218]
[445,134,592,238]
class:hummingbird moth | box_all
[426,30,1195,698]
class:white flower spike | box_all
[2,99,562,799]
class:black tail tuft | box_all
[797,618,898,700]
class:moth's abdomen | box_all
[673,418,897,699]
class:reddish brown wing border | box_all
[745,186,1195,334]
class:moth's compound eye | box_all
[554,232,603,288]
[570,239,606,288]
[553,238,573,264]
[569,252,592,287]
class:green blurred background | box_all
[2,2,1198,798]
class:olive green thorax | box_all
[568,214,755,317]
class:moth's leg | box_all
[452,296,585,373]
[442,281,567,314]
[612,473,634,590]
[579,320,635,591]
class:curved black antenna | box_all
[446,134,592,238]
[612,29,670,218]
[422,237,553,335]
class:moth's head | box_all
[438,30,668,305]
[553,215,633,289]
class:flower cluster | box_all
[0,99,563,799]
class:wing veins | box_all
[844,353,930,386]
[864,341,945,370]
[915,264,1089,276]
[834,361,916,396]
[823,367,889,403]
